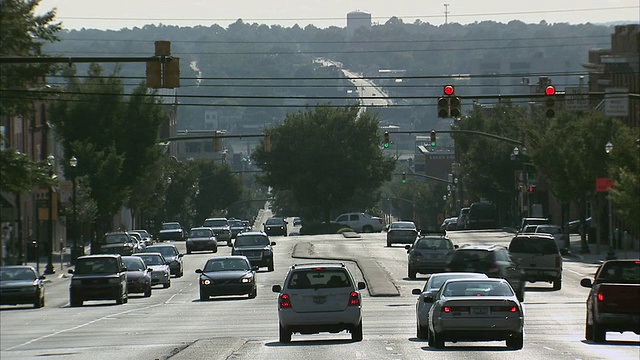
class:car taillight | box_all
[348,291,360,306]
[597,292,604,302]
[279,293,292,309]
[488,262,499,273]
[443,306,451,313]
[510,306,518,312]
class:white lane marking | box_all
[544,346,554,351]
[5,303,163,351]
[385,347,393,351]
[566,268,584,276]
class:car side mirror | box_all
[560,248,569,256]
[178,254,184,258]
[580,278,593,288]
[411,288,422,295]
[68,269,74,274]
[147,267,153,272]
[39,275,47,280]
[423,294,434,303]
[195,269,203,274]
[252,266,260,271]
[272,284,282,293]
[357,281,366,290]
[454,244,459,249]
[271,241,276,246]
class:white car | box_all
[332,212,384,233]
[132,253,171,288]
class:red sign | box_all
[596,178,614,192]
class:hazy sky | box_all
[36,0,639,30]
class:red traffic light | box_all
[545,85,556,96]
[443,85,455,96]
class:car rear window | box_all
[287,269,352,289]
[415,238,452,250]
[509,238,558,254]
[598,261,640,282]
[102,234,129,244]
[75,258,118,274]
[443,281,514,297]
[204,219,227,227]
[235,235,269,247]
[123,257,145,271]
[135,254,163,265]
[190,229,211,237]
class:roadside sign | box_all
[596,177,614,192]
[564,87,589,111]
[604,88,629,117]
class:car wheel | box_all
[585,318,593,341]
[592,320,606,343]
[200,292,208,301]
[33,291,43,308]
[352,321,363,342]
[268,258,274,272]
[279,323,291,343]
[417,324,428,339]
[552,278,562,290]
[144,287,152,297]
[506,332,524,349]
[248,287,257,299]
[70,297,83,307]
[186,248,191,254]
[163,280,170,289]
[430,330,445,348]
[386,240,392,247]
[517,286,525,302]
[116,293,124,305]
[408,267,417,280]
[227,240,233,247]
[213,245,218,253]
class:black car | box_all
[444,244,526,302]
[68,254,128,306]
[231,231,276,271]
[158,222,186,242]
[0,266,46,308]
[122,256,152,297]
[92,231,138,256]
[263,217,288,236]
[143,244,184,277]
[405,235,457,279]
[195,256,258,300]
[186,227,218,254]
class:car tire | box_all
[585,318,593,341]
[279,323,291,343]
[213,245,218,253]
[144,287,152,297]
[408,267,417,280]
[70,297,83,307]
[417,324,428,339]
[116,292,124,305]
[430,330,445,348]
[163,280,171,289]
[248,287,257,299]
[186,248,191,254]
[386,240,392,247]
[33,291,43,309]
[228,240,233,247]
[352,321,363,342]
[517,286,525,302]
[592,320,606,343]
[200,292,208,301]
[552,278,562,290]
[506,332,524,349]
[268,258,274,272]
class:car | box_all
[272,262,366,343]
[467,202,498,230]
[534,224,567,249]
[509,233,563,290]
[567,217,592,234]
[122,256,152,297]
[127,231,146,252]
[0,265,46,308]
[143,244,184,277]
[231,231,276,271]
[132,229,154,246]
[92,231,138,256]
[158,222,186,242]
[411,272,489,339]
[68,254,128,306]
[263,217,288,237]
[292,217,302,227]
[519,217,549,233]
[332,212,384,233]
[405,234,457,279]
[457,207,470,230]
[445,244,526,302]
[521,224,538,233]
[132,252,171,288]
[386,221,418,247]
[229,219,246,239]
[426,278,524,349]
[195,256,258,300]
[186,227,218,254]
[202,217,232,245]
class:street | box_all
[1,227,639,360]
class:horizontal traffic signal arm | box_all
[385,130,524,146]
[396,171,452,184]
[0,56,178,64]
[159,133,266,143]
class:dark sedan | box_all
[195,256,257,300]
[186,227,218,254]
[122,256,152,297]
[263,217,287,237]
[144,244,184,277]
[0,266,46,308]
[386,221,418,247]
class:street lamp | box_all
[44,154,56,274]
[69,156,78,264]
[605,141,616,260]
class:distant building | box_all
[347,10,371,35]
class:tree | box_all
[608,127,640,233]
[252,104,395,222]
[193,160,243,223]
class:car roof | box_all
[206,255,249,261]
[205,217,227,220]
[0,265,36,270]
[391,221,415,225]
[133,252,163,257]
[429,272,487,279]
[78,254,121,260]
[237,231,268,236]
[290,262,348,270]
[190,227,213,231]
[512,233,555,240]
[443,277,508,285]
[457,244,506,251]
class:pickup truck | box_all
[580,259,640,342]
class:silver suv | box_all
[508,233,563,290]
[271,263,366,343]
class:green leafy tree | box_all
[252,104,396,222]
[0,144,53,192]
[193,160,243,223]
[608,127,640,232]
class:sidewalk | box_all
[563,234,640,264]
[23,244,91,280]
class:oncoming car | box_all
[195,256,257,300]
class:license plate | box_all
[313,296,326,304]
[472,307,489,315]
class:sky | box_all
[36,0,639,31]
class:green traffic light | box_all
[384,143,390,148]
[430,141,436,147]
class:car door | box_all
[497,249,524,291]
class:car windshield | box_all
[162,223,180,230]
[102,234,128,244]
[509,238,558,254]
[235,235,269,247]
[190,229,211,237]
[266,218,284,225]
[147,247,177,257]
[204,219,227,227]
[390,222,415,230]
[135,254,164,265]
[134,230,150,237]
[75,258,118,274]
[0,267,36,281]
[536,226,562,235]
[204,258,250,272]
[123,257,146,271]
[415,238,452,250]
[230,220,243,227]
[287,269,352,289]
[442,281,514,297]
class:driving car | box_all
[231,231,276,272]
[405,234,457,279]
[272,262,366,343]
[263,217,288,236]
[132,229,154,246]
[202,217,232,246]
[508,233,563,290]
[411,272,488,339]
[186,227,218,254]
[292,217,302,227]
[445,244,526,302]
[92,231,138,256]
[534,224,567,249]
[519,217,549,233]
[132,252,171,288]
[0,265,46,308]
[195,256,257,300]
[427,278,524,349]
[158,221,186,241]
[229,219,246,239]
[143,244,184,277]
[127,231,146,252]
[68,254,128,306]
[386,221,418,247]
[122,256,152,297]
[332,212,384,233]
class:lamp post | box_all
[44,154,56,274]
[605,141,616,260]
[69,156,78,264]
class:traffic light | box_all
[437,97,449,118]
[146,61,162,88]
[383,131,390,148]
[164,57,180,88]
[443,85,455,96]
[544,85,556,118]
[430,130,437,147]
[449,96,461,118]
[402,172,407,184]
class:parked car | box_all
[581,259,640,342]
[386,221,418,247]
[143,244,184,277]
[272,262,366,343]
[231,231,276,271]
[122,256,152,297]
[534,224,567,250]
[0,265,46,308]
[519,217,549,233]
[263,217,288,237]
[186,227,218,254]
[332,212,384,233]
[445,244,526,302]
[509,233,563,290]
[457,207,470,230]
[132,252,171,288]
[427,278,524,349]
[467,202,498,230]
[411,272,488,339]
[132,229,154,246]
[567,217,592,234]
[406,234,457,279]
[202,217,232,245]
[92,231,138,256]
[68,254,128,306]
[195,256,258,300]
[158,222,186,242]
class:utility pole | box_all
[444,4,450,25]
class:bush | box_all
[300,221,353,235]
